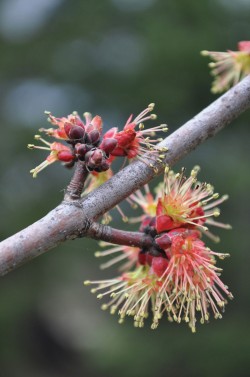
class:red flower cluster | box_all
[86,167,232,332]
[28,104,167,178]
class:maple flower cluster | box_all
[28,104,168,178]
[85,166,233,332]
[202,40,250,93]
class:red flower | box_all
[28,136,75,177]
[103,104,168,160]
[155,166,231,241]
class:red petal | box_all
[91,115,103,132]
[103,127,118,139]
[152,257,169,277]
[156,214,174,233]
[156,198,164,216]
[155,233,172,250]
[58,150,75,162]
[110,146,126,157]
[238,41,250,53]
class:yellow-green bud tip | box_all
[29,169,37,178]
[148,102,155,110]
[200,50,209,56]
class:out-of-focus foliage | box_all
[0,0,250,376]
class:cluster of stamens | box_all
[85,166,232,332]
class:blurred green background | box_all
[0,0,250,376]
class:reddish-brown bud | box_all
[85,149,103,166]
[100,138,118,154]
[67,125,85,140]
[75,143,92,159]
[86,129,100,145]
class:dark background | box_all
[0,0,250,376]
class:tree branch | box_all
[0,75,250,276]
[87,222,153,249]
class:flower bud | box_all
[75,143,92,159]
[86,129,101,145]
[67,125,85,141]
[85,149,103,166]
[100,138,118,154]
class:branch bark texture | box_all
[1,75,250,275]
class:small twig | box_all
[87,222,153,249]
[64,161,89,200]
